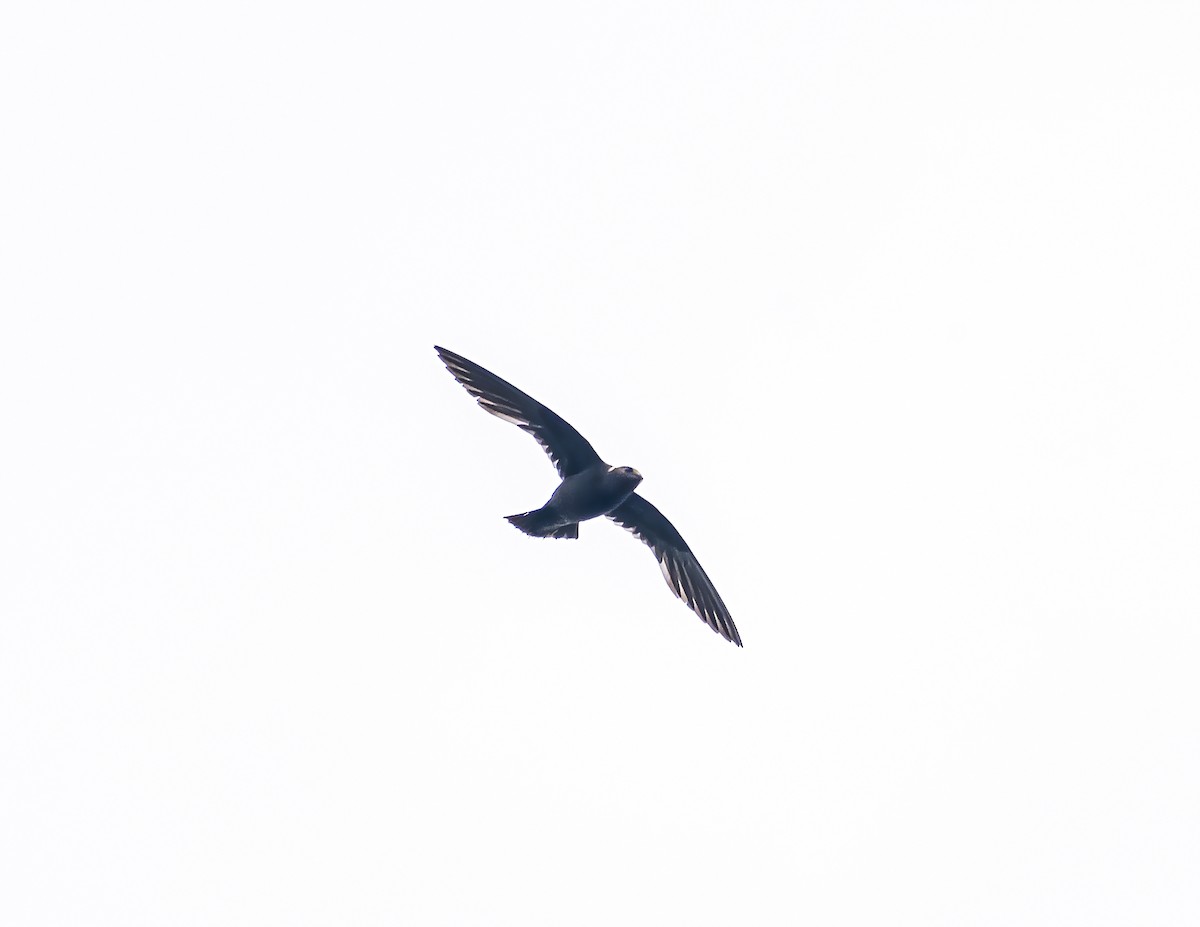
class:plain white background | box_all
[2,2,1197,924]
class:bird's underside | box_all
[435,345,742,646]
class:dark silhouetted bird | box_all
[435,345,742,646]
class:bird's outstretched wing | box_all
[607,493,742,646]
[435,346,603,478]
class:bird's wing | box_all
[435,346,603,478]
[607,493,742,646]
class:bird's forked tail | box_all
[505,508,579,539]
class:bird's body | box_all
[435,345,742,646]
[508,464,644,539]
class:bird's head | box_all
[608,465,643,487]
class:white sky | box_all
[2,2,1198,924]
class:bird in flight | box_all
[435,346,742,646]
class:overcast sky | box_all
[3,2,1198,925]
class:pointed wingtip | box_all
[434,345,465,372]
